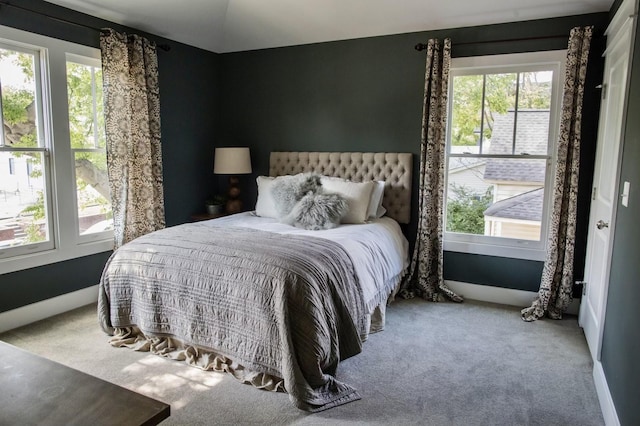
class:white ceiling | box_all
[43,0,613,53]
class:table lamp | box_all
[213,147,252,214]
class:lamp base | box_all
[226,176,242,214]
[226,199,242,214]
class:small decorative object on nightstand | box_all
[213,147,252,214]
[205,195,226,215]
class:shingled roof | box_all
[484,187,544,221]
[449,157,485,172]
[483,110,550,183]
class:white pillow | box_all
[321,177,375,224]
[366,181,387,219]
[255,176,278,218]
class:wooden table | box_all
[0,341,170,426]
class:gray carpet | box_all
[0,299,604,425]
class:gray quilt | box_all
[98,223,366,411]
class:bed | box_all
[98,151,412,411]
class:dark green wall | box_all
[0,252,112,312]
[0,4,609,305]
[600,9,640,425]
[219,13,608,292]
[0,0,221,311]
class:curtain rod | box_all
[0,0,171,51]
[414,34,568,51]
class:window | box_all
[0,25,113,273]
[66,56,112,238]
[0,40,53,255]
[444,51,566,261]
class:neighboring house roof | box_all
[448,157,485,173]
[484,187,544,221]
[483,110,549,183]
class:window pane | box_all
[95,68,105,149]
[68,59,111,236]
[446,159,493,235]
[484,73,517,154]
[447,157,547,241]
[0,48,40,148]
[75,152,112,235]
[515,71,553,155]
[450,75,483,152]
[0,151,49,247]
[66,61,105,149]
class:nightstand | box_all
[190,212,228,222]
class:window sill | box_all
[444,239,546,262]
[0,239,114,275]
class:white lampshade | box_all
[213,147,252,174]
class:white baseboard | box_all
[444,280,581,315]
[593,360,620,426]
[0,285,98,334]
[0,281,580,332]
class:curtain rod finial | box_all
[414,43,427,51]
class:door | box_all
[579,15,633,361]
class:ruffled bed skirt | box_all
[107,300,390,396]
[109,326,287,392]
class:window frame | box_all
[0,25,113,274]
[66,53,112,244]
[0,38,56,258]
[444,50,567,261]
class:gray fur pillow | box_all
[283,192,348,230]
[271,173,323,217]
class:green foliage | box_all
[451,74,517,146]
[23,223,46,243]
[446,184,494,235]
[20,190,47,244]
[206,194,227,205]
[2,88,33,125]
[450,75,484,146]
[67,62,105,149]
[1,50,38,151]
[67,63,110,209]
[20,191,45,221]
[1,50,36,130]
[14,53,34,81]
[450,72,552,147]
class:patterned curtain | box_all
[402,39,462,302]
[522,26,593,321]
[100,29,165,248]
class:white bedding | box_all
[210,212,409,313]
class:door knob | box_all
[596,220,609,230]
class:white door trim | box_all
[579,2,635,362]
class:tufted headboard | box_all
[269,152,412,224]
